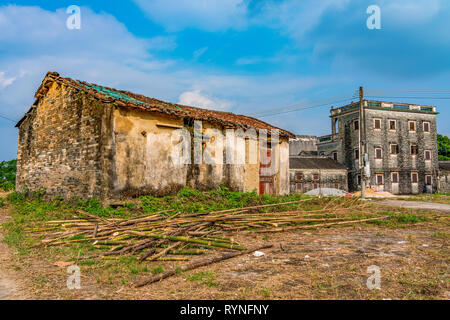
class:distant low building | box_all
[289,135,319,156]
[438,161,450,193]
[289,156,348,193]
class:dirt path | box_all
[0,208,30,300]
[378,199,450,213]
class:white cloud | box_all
[133,0,247,31]
[0,5,177,117]
[0,71,16,88]
[0,4,349,157]
[178,90,232,110]
[193,46,208,60]
[251,0,350,40]
[0,5,334,119]
[381,0,442,24]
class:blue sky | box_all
[0,0,449,160]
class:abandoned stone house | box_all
[317,100,439,194]
[438,161,450,193]
[289,156,348,193]
[15,72,293,201]
[288,135,347,193]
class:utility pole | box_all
[359,86,366,198]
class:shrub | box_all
[0,159,16,185]
[0,181,15,191]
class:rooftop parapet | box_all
[330,100,437,117]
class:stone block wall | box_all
[16,82,113,200]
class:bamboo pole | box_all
[134,243,273,287]
[145,241,182,261]
[146,234,247,250]
[254,216,389,233]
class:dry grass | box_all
[1,194,449,300]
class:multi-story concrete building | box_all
[318,100,439,194]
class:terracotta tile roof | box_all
[17,72,294,137]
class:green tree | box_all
[438,134,450,160]
[0,159,17,185]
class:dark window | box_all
[313,183,318,189]
[411,172,418,183]
[392,172,399,183]
[389,120,396,130]
[357,175,361,185]
[375,148,382,159]
[411,145,419,155]
[354,120,359,130]
[425,175,432,185]
[333,152,338,161]
[409,121,416,131]
[334,183,339,189]
[296,183,303,191]
[374,119,381,129]
[423,122,430,132]
[313,174,319,181]
[354,149,359,160]
[424,150,431,160]
[376,174,384,185]
[390,144,399,155]
[296,172,303,181]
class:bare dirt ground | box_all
[3,221,449,300]
[0,196,448,300]
[0,208,33,299]
[378,200,450,213]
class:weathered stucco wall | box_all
[279,141,290,195]
[16,82,114,199]
[111,108,290,198]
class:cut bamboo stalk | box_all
[254,216,389,233]
[203,199,313,214]
[146,234,247,250]
[154,249,205,255]
[134,243,273,287]
[145,241,182,261]
[157,257,189,261]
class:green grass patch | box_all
[78,259,100,266]
[152,265,164,275]
[187,271,219,287]
[367,210,428,228]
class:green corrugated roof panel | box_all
[73,80,148,106]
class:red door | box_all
[259,147,275,194]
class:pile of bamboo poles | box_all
[27,197,388,265]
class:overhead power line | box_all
[0,114,18,123]
[251,90,450,119]
[248,93,356,118]
[254,97,355,118]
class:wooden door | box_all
[259,147,275,194]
